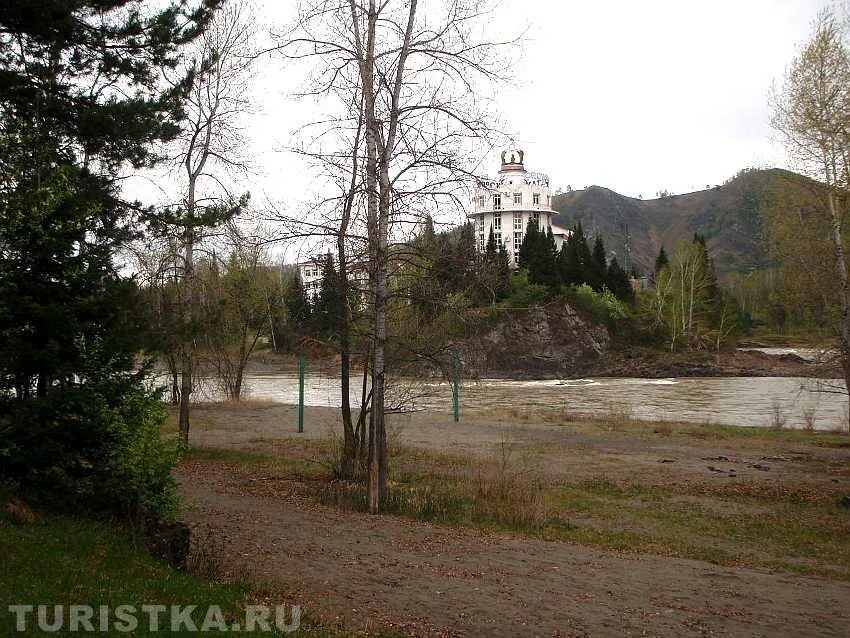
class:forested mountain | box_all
[552,168,811,275]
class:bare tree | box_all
[202,227,280,401]
[274,0,513,511]
[772,9,850,421]
[162,0,256,448]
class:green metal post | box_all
[452,353,460,422]
[298,355,305,433]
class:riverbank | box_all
[169,402,850,636]
[586,346,841,379]
[236,344,840,381]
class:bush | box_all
[507,269,551,306]
[0,376,177,523]
[562,284,630,325]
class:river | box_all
[194,373,850,432]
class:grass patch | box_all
[491,406,850,446]
[180,428,850,583]
[547,480,850,578]
[0,502,370,636]
[213,437,850,581]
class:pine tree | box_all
[606,257,634,302]
[519,218,558,289]
[0,0,218,517]
[540,226,561,288]
[419,214,437,252]
[654,245,669,274]
[286,272,312,333]
[518,218,540,270]
[589,234,608,291]
[485,224,498,263]
[558,224,584,286]
[315,255,344,339]
[576,223,594,284]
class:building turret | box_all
[468,150,569,264]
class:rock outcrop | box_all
[454,302,610,378]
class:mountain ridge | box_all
[551,168,805,275]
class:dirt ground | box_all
[175,402,850,636]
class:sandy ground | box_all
[181,402,850,490]
[176,402,850,636]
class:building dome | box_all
[500,149,525,173]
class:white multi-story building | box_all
[298,259,324,300]
[298,256,369,301]
[469,149,569,264]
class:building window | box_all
[494,211,501,230]
[479,232,485,251]
[478,195,485,208]
[532,212,540,227]
[513,192,521,204]
[513,212,522,230]
[493,193,502,210]
[495,232,502,247]
[546,194,550,206]
[514,232,522,255]
[533,192,540,205]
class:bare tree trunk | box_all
[167,354,180,405]
[338,232,355,477]
[356,347,371,466]
[350,0,384,513]
[826,187,850,426]
[364,0,418,512]
[338,95,363,479]
[178,220,194,449]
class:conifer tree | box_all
[518,218,540,270]
[606,257,634,302]
[576,223,594,281]
[589,234,608,291]
[0,0,219,517]
[485,225,498,263]
[419,215,437,252]
[315,254,344,339]
[558,224,584,286]
[654,245,669,275]
[286,272,312,333]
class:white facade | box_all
[468,150,569,264]
[298,257,369,301]
[298,259,324,300]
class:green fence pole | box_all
[452,353,460,422]
[298,355,305,433]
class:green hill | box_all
[551,168,807,275]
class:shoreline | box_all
[230,345,842,381]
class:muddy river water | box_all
[196,373,849,431]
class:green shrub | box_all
[562,284,631,325]
[0,376,177,522]
[507,269,551,306]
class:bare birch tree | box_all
[772,9,850,421]
[160,0,256,448]
[274,0,513,510]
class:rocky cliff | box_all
[454,303,610,379]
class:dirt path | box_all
[178,460,850,637]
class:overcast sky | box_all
[493,0,833,198]
[128,0,834,237]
